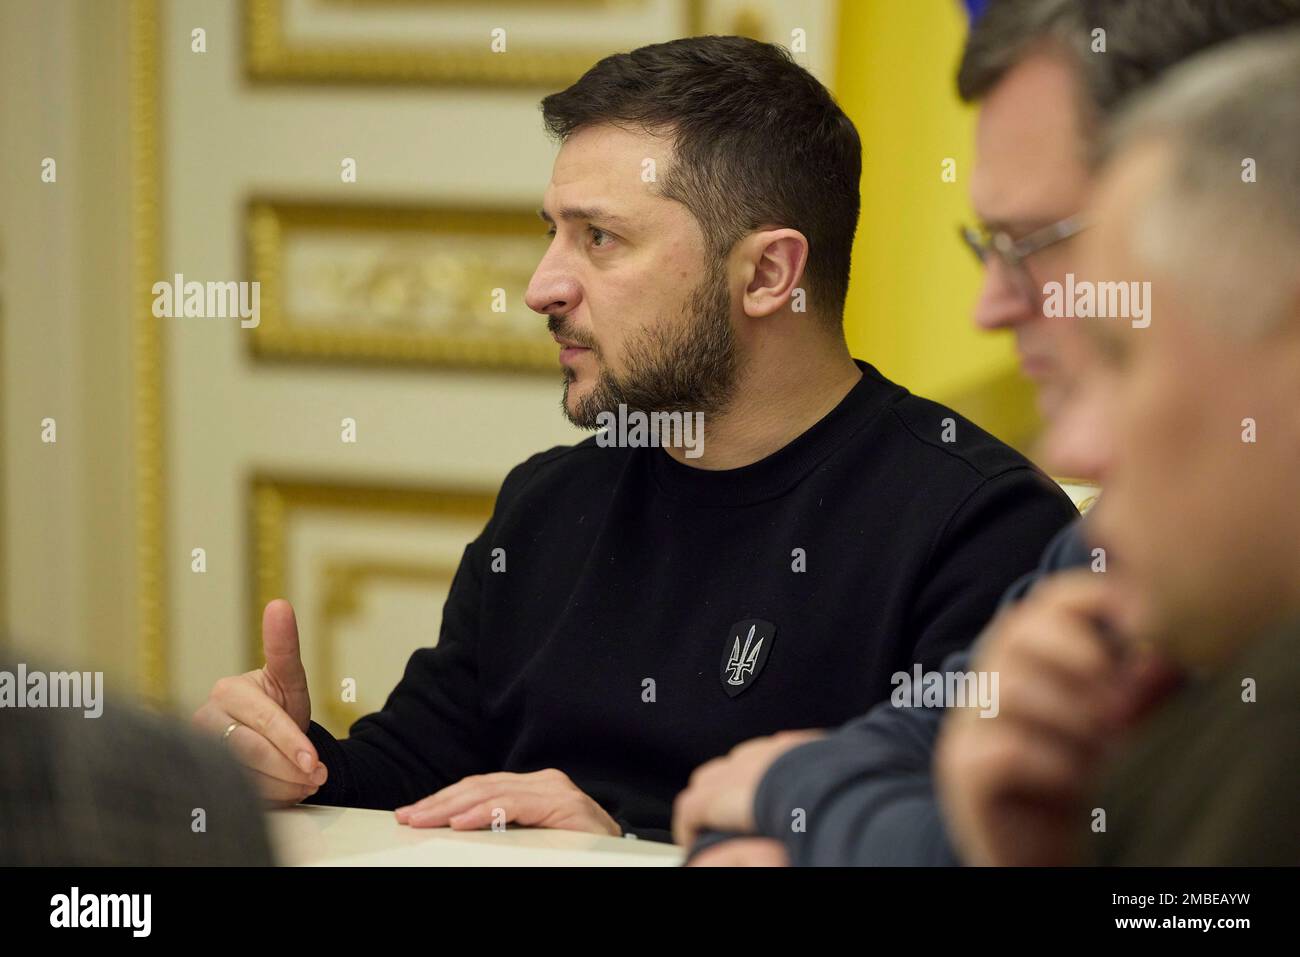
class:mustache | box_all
[547,314,597,351]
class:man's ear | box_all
[739,228,809,319]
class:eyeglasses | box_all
[959,214,1090,301]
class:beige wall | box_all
[1,0,136,688]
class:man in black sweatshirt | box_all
[192,35,1075,843]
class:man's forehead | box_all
[970,49,1091,226]
[545,123,672,207]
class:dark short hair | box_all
[958,0,1300,124]
[540,35,861,323]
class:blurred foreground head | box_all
[1051,29,1300,666]
[0,656,274,865]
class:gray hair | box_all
[1102,29,1300,336]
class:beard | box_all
[552,257,741,430]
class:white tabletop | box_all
[268,805,685,867]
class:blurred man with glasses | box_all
[943,27,1300,865]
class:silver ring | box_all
[222,721,240,744]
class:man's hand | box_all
[395,769,621,836]
[935,572,1165,866]
[672,729,824,848]
[192,599,325,806]
[688,837,790,867]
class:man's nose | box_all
[525,250,582,317]
[972,258,1037,331]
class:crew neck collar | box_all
[647,360,900,507]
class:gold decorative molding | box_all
[243,0,708,87]
[323,0,613,6]
[248,474,495,670]
[317,558,457,730]
[246,198,558,371]
[131,0,168,703]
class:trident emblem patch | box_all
[720,619,776,697]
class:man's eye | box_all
[544,227,556,239]
[589,227,612,248]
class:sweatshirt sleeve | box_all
[752,518,1090,865]
[302,457,543,810]
[905,467,1078,672]
[752,657,964,866]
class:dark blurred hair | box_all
[541,35,861,324]
[959,0,1300,123]
[0,656,274,865]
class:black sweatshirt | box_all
[303,360,1077,840]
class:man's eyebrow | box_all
[537,206,632,230]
